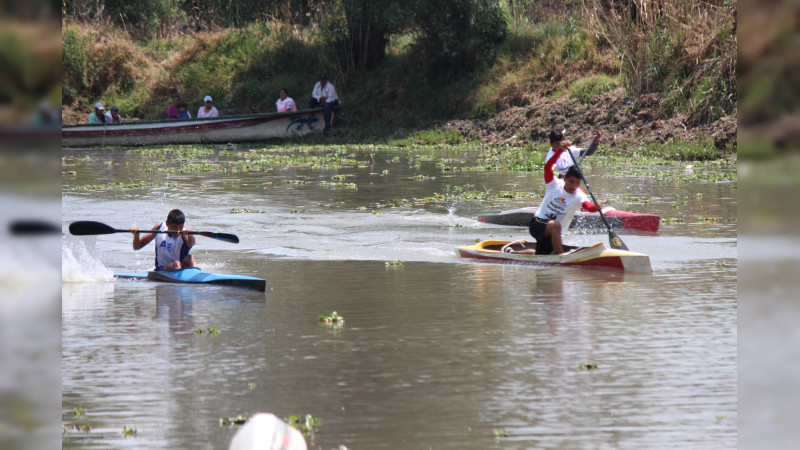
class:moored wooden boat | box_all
[62,106,340,147]
[114,267,266,292]
[477,207,660,232]
[456,239,652,273]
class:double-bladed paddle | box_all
[9,220,60,235]
[69,220,240,244]
[565,146,629,251]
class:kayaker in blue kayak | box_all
[130,209,197,271]
[510,147,601,255]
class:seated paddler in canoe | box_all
[509,147,602,256]
[130,209,197,271]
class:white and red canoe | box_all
[457,239,652,273]
[477,207,660,232]
[62,106,340,147]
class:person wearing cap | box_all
[88,102,108,124]
[308,73,339,132]
[543,127,601,182]
[108,105,122,123]
[167,94,181,119]
[275,89,296,113]
[197,95,219,118]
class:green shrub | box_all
[567,74,618,103]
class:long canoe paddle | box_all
[565,147,629,251]
[69,220,240,244]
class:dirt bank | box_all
[441,89,736,150]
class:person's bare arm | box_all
[131,223,158,250]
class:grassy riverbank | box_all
[62,2,736,151]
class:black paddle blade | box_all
[68,221,117,236]
[608,230,629,251]
[195,231,239,244]
[9,220,60,235]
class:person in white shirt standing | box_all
[197,95,219,118]
[276,89,296,113]
[308,73,339,133]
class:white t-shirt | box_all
[311,82,339,103]
[276,97,296,112]
[535,177,589,223]
[197,106,219,118]
[544,146,582,178]
[154,222,191,270]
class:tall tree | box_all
[339,0,414,70]
[415,0,507,77]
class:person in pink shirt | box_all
[275,89,296,113]
[167,94,181,119]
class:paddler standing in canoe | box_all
[509,147,602,255]
[130,209,197,271]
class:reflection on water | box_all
[62,147,736,448]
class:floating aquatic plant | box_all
[195,327,220,336]
[121,425,137,437]
[73,407,86,417]
[319,180,357,190]
[62,424,91,434]
[219,414,249,426]
[230,208,268,213]
[318,311,345,326]
[493,429,509,438]
[577,362,599,370]
[385,260,404,268]
[695,214,719,223]
[284,414,321,435]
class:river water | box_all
[62,145,736,449]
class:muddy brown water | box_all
[62,146,736,449]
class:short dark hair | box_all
[280,88,289,95]
[548,127,564,143]
[565,165,582,181]
[167,209,185,225]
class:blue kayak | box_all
[114,267,266,292]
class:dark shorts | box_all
[528,216,554,255]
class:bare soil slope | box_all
[442,89,736,149]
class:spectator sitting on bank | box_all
[31,100,59,126]
[276,89,296,113]
[88,102,108,125]
[197,95,219,118]
[178,103,192,119]
[308,73,339,132]
[108,105,122,123]
[167,94,181,119]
